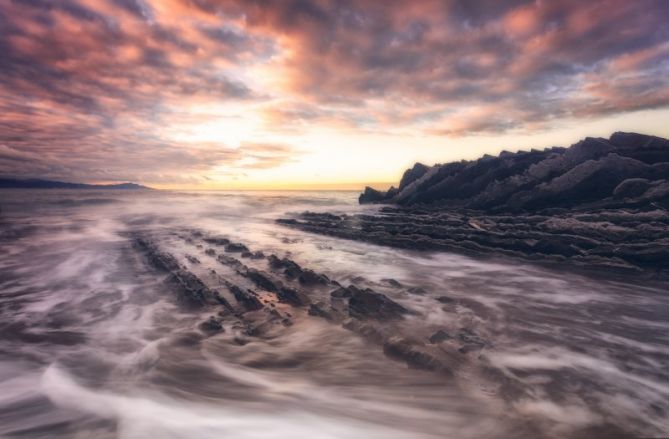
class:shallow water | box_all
[0,189,667,438]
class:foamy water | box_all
[0,189,667,438]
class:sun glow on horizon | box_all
[1,0,668,188]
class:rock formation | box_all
[359,132,669,212]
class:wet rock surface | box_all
[278,207,669,278]
[130,229,477,379]
[343,286,409,320]
[359,132,669,211]
[275,133,668,278]
[3,188,669,439]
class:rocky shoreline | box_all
[277,206,669,279]
[278,132,669,279]
[131,229,480,374]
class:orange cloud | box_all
[0,0,668,185]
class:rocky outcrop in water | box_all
[360,132,669,212]
[130,229,484,373]
[274,132,669,278]
[277,208,669,277]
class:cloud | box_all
[224,0,669,135]
[0,0,668,184]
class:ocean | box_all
[0,189,667,438]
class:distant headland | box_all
[0,178,152,190]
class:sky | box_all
[0,0,668,190]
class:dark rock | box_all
[276,132,669,278]
[457,328,486,347]
[298,269,329,286]
[135,236,219,307]
[458,344,483,354]
[359,186,388,204]
[204,248,216,256]
[399,163,430,191]
[382,337,442,371]
[199,316,224,333]
[613,178,653,198]
[268,255,327,284]
[428,330,451,344]
[342,319,384,343]
[185,254,200,264]
[276,218,298,225]
[331,287,353,298]
[436,296,454,304]
[358,132,666,211]
[225,242,249,253]
[233,336,249,346]
[245,269,280,292]
[241,250,265,259]
[217,254,242,267]
[204,237,230,246]
[308,302,333,320]
[228,284,263,311]
[167,270,216,307]
[134,237,180,272]
[381,278,403,288]
[346,286,409,320]
[407,287,427,295]
[277,286,305,306]
[172,331,203,346]
[213,292,236,314]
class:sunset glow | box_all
[1,0,668,188]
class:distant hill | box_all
[0,178,152,190]
[359,132,669,212]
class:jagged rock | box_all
[245,269,280,292]
[199,316,224,333]
[134,237,216,307]
[330,285,408,319]
[269,255,302,278]
[225,242,249,253]
[407,287,427,295]
[428,330,451,344]
[359,186,388,204]
[457,328,487,347]
[359,132,668,212]
[217,254,242,268]
[167,270,216,307]
[346,286,409,320]
[458,344,483,354]
[613,178,654,198]
[342,319,384,343]
[298,269,329,286]
[185,254,200,264]
[382,336,442,371]
[134,237,180,272]
[381,278,402,288]
[277,133,669,277]
[268,255,330,285]
[308,302,335,320]
[277,286,305,306]
[399,163,430,190]
[228,284,263,311]
[331,286,353,299]
[233,336,249,346]
[204,237,230,246]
